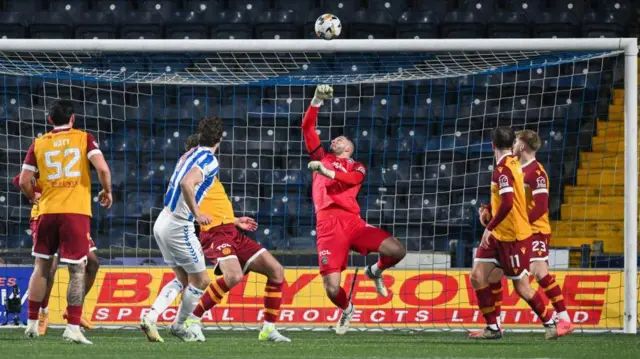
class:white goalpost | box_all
[0,38,636,334]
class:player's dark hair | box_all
[184,134,200,151]
[516,129,542,152]
[197,116,223,147]
[48,99,75,126]
[491,127,515,150]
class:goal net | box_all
[0,39,636,333]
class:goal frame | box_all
[0,38,636,334]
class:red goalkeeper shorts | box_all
[474,234,532,280]
[200,224,266,275]
[315,209,392,276]
[529,232,551,263]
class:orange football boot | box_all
[38,312,49,336]
[556,319,575,337]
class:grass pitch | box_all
[0,328,638,359]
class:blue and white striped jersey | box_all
[163,146,219,221]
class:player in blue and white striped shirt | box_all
[141,117,223,343]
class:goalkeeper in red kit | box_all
[302,85,406,335]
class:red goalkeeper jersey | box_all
[302,105,366,215]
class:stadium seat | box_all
[120,11,164,39]
[441,11,487,38]
[552,0,585,18]
[488,11,530,38]
[30,12,73,39]
[93,0,133,21]
[349,8,394,39]
[273,0,314,13]
[460,0,497,15]
[6,0,43,13]
[255,9,300,40]
[165,11,208,39]
[368,0,410,20]
[413,0,451,17]
[532,11,580,38]
[582,11,629,38]
[396,11,439,39]
[74,12,118,39]
[0,12,28,39]
[185,0,220,15]
[140,1,175,19]
[211,10,253,39]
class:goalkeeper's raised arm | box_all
[302,85,333,161]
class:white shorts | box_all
[153,210,206,274]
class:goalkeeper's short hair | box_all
[516,129,542,152]
[491,127,515,150]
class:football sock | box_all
[490,281,503,326]
[39,307,49,314]
[28,300,41,320]
[328,286,349,310]
[373,255,402,275]
[526,292,553,324]
[66,305,82,325]
[40,296,50,311]
[193,278,230,318]
[175,284,204,325]
[263,280,283,324]
[537,274,570,321]
[475,285,498,327]
[148,278,183,323]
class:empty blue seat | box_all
[165,11,208,40]
[255,10,300,40]
[488,11,530,38]
[185,0,220,15]
[74,12,117,39]
[211,10,253,39]
[140,1,175,19]
[94,0,133,20]
[30,12,73,38]
[441,11,486,38]
[349,9,394,39]
[6,0,43,13]
[0,13,27,39]
[273,0,314,13]
[120,11,164,39]
[369,0,409,20]
[582,11,628,38]
[396,11,439,39]
[532,12,579,38]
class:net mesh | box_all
[0,48,632,331]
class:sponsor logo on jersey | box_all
[216,243,232,251]
[222,248,232,256]
[536,176,547,189]
[319,250,332,256]
[498,174,509,188]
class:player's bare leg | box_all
[322,272,353,335]
[141,272,186,343]
[469,267,504,338]
[37,256,59,336]
[512,276,557,340]
[26,257,55,339]
[530,261,573,336]
[63,252,99,330]
[469,261,502,339]
[365,237,406,298]
[62,261,92,344]
[248,251,291,342]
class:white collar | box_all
[53,125,71,130]
[520,158,536,168]
[496,152,512,164]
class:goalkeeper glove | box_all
[308,161,335,179]
[311,85,333,107]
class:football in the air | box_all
[315,14,342,40]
